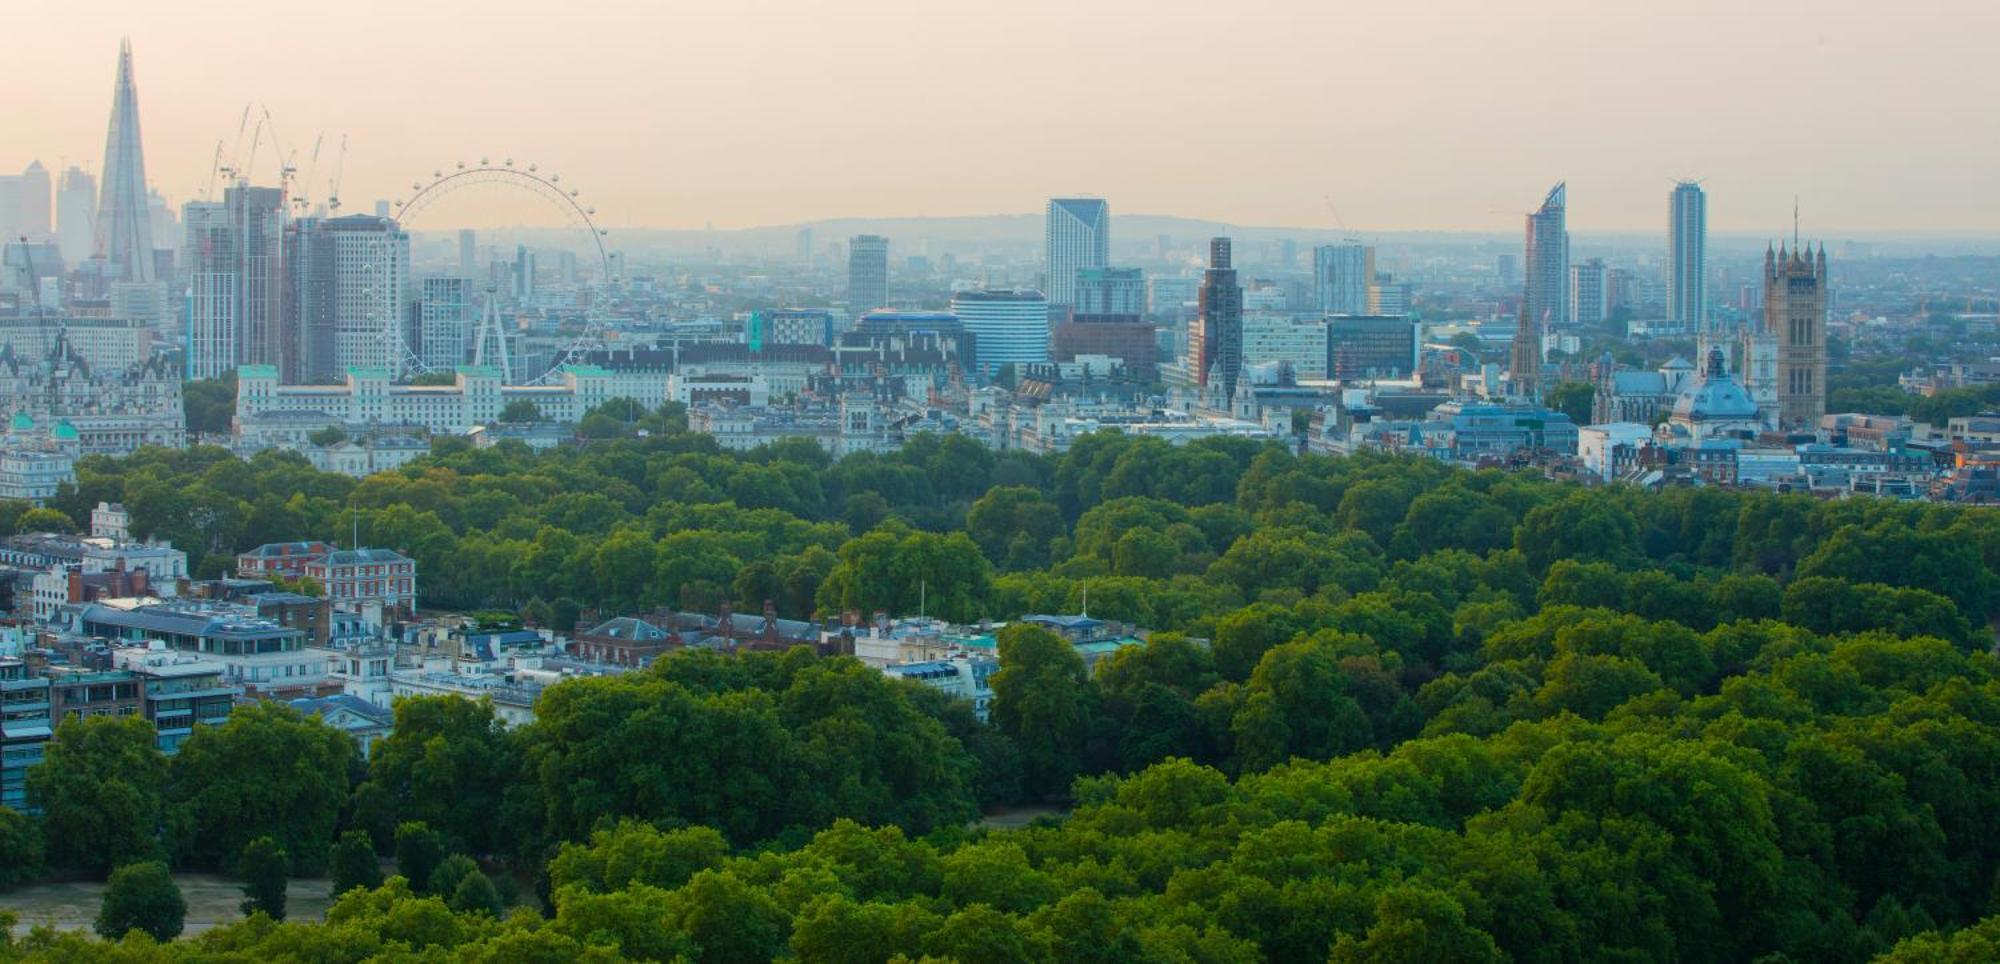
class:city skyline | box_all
[2,2,1997,234]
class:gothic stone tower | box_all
[1759,242,1828,430]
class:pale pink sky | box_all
[5,0,1995,233]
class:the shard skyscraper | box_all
[95,38,155,283]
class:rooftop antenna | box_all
[1081,582,1088,617]
[1793,197,1800,251]
[919,579,926,620]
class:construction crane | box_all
[219,103,252,186]
[1322,196,1362,245]
[293,133,324,214]
[202,140,225,201]
[258,106,298,201]
[326,134,348,214]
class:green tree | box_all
[1546,379,1596,427]
[95,861,185,942]
[28,715,166,874]
[395,822,447,893]
[16,506,76,533]
[427,853,480,902]
[0,807,42,889]
[990,625,1091,799]
[237,835,288,920]
[364,696,515,854]
[329,830,383,896]
[663,870,789,964]
[183,374,237,435]
[167,701,355,873]
[448,867,505,917]
[498,399,542,423]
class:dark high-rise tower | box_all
[95,39,155,283]
[1523,182,1568,331]
[1191,237,1243,398]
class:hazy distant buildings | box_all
[847,234,888,314]
[951,289,1049,376]
[56,167,95,265]
[1045,198,1109,311]
[1668,181,1706,333]
[457,229,476,279]
[1073,266,1144,318]
[1367,276,1412,318]
[1189,238,1244,397]
[1524,182,1568,330]
[757,308,836,348]
[0,162,52,243]
[1570,257,1608,326]
[1313,242,1372,315]
[96,40,156,284]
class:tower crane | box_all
[258,106,298,201]
[326,135,348,214]
[293,133,324,214]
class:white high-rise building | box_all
[1570,258,1608,326]
[334,217,411,375]
[1669,181,1706,334]
[56,167,96,264]
[187,272,238,380]
[1242,313,1330,379]
[182,201,235,379]
[417,276,471,371]
[950,288,1049,376]
[1045,198,1109,310]
[1312,242,1372,315]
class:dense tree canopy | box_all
[5,427,2000,959]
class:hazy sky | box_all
[6,0,1996,234]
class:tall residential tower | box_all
[1523,183,1568,330]
[1669,181,1706,334]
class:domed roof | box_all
[52,420,79,441]
[1672,375,1760,422]
[8,411,32,432]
